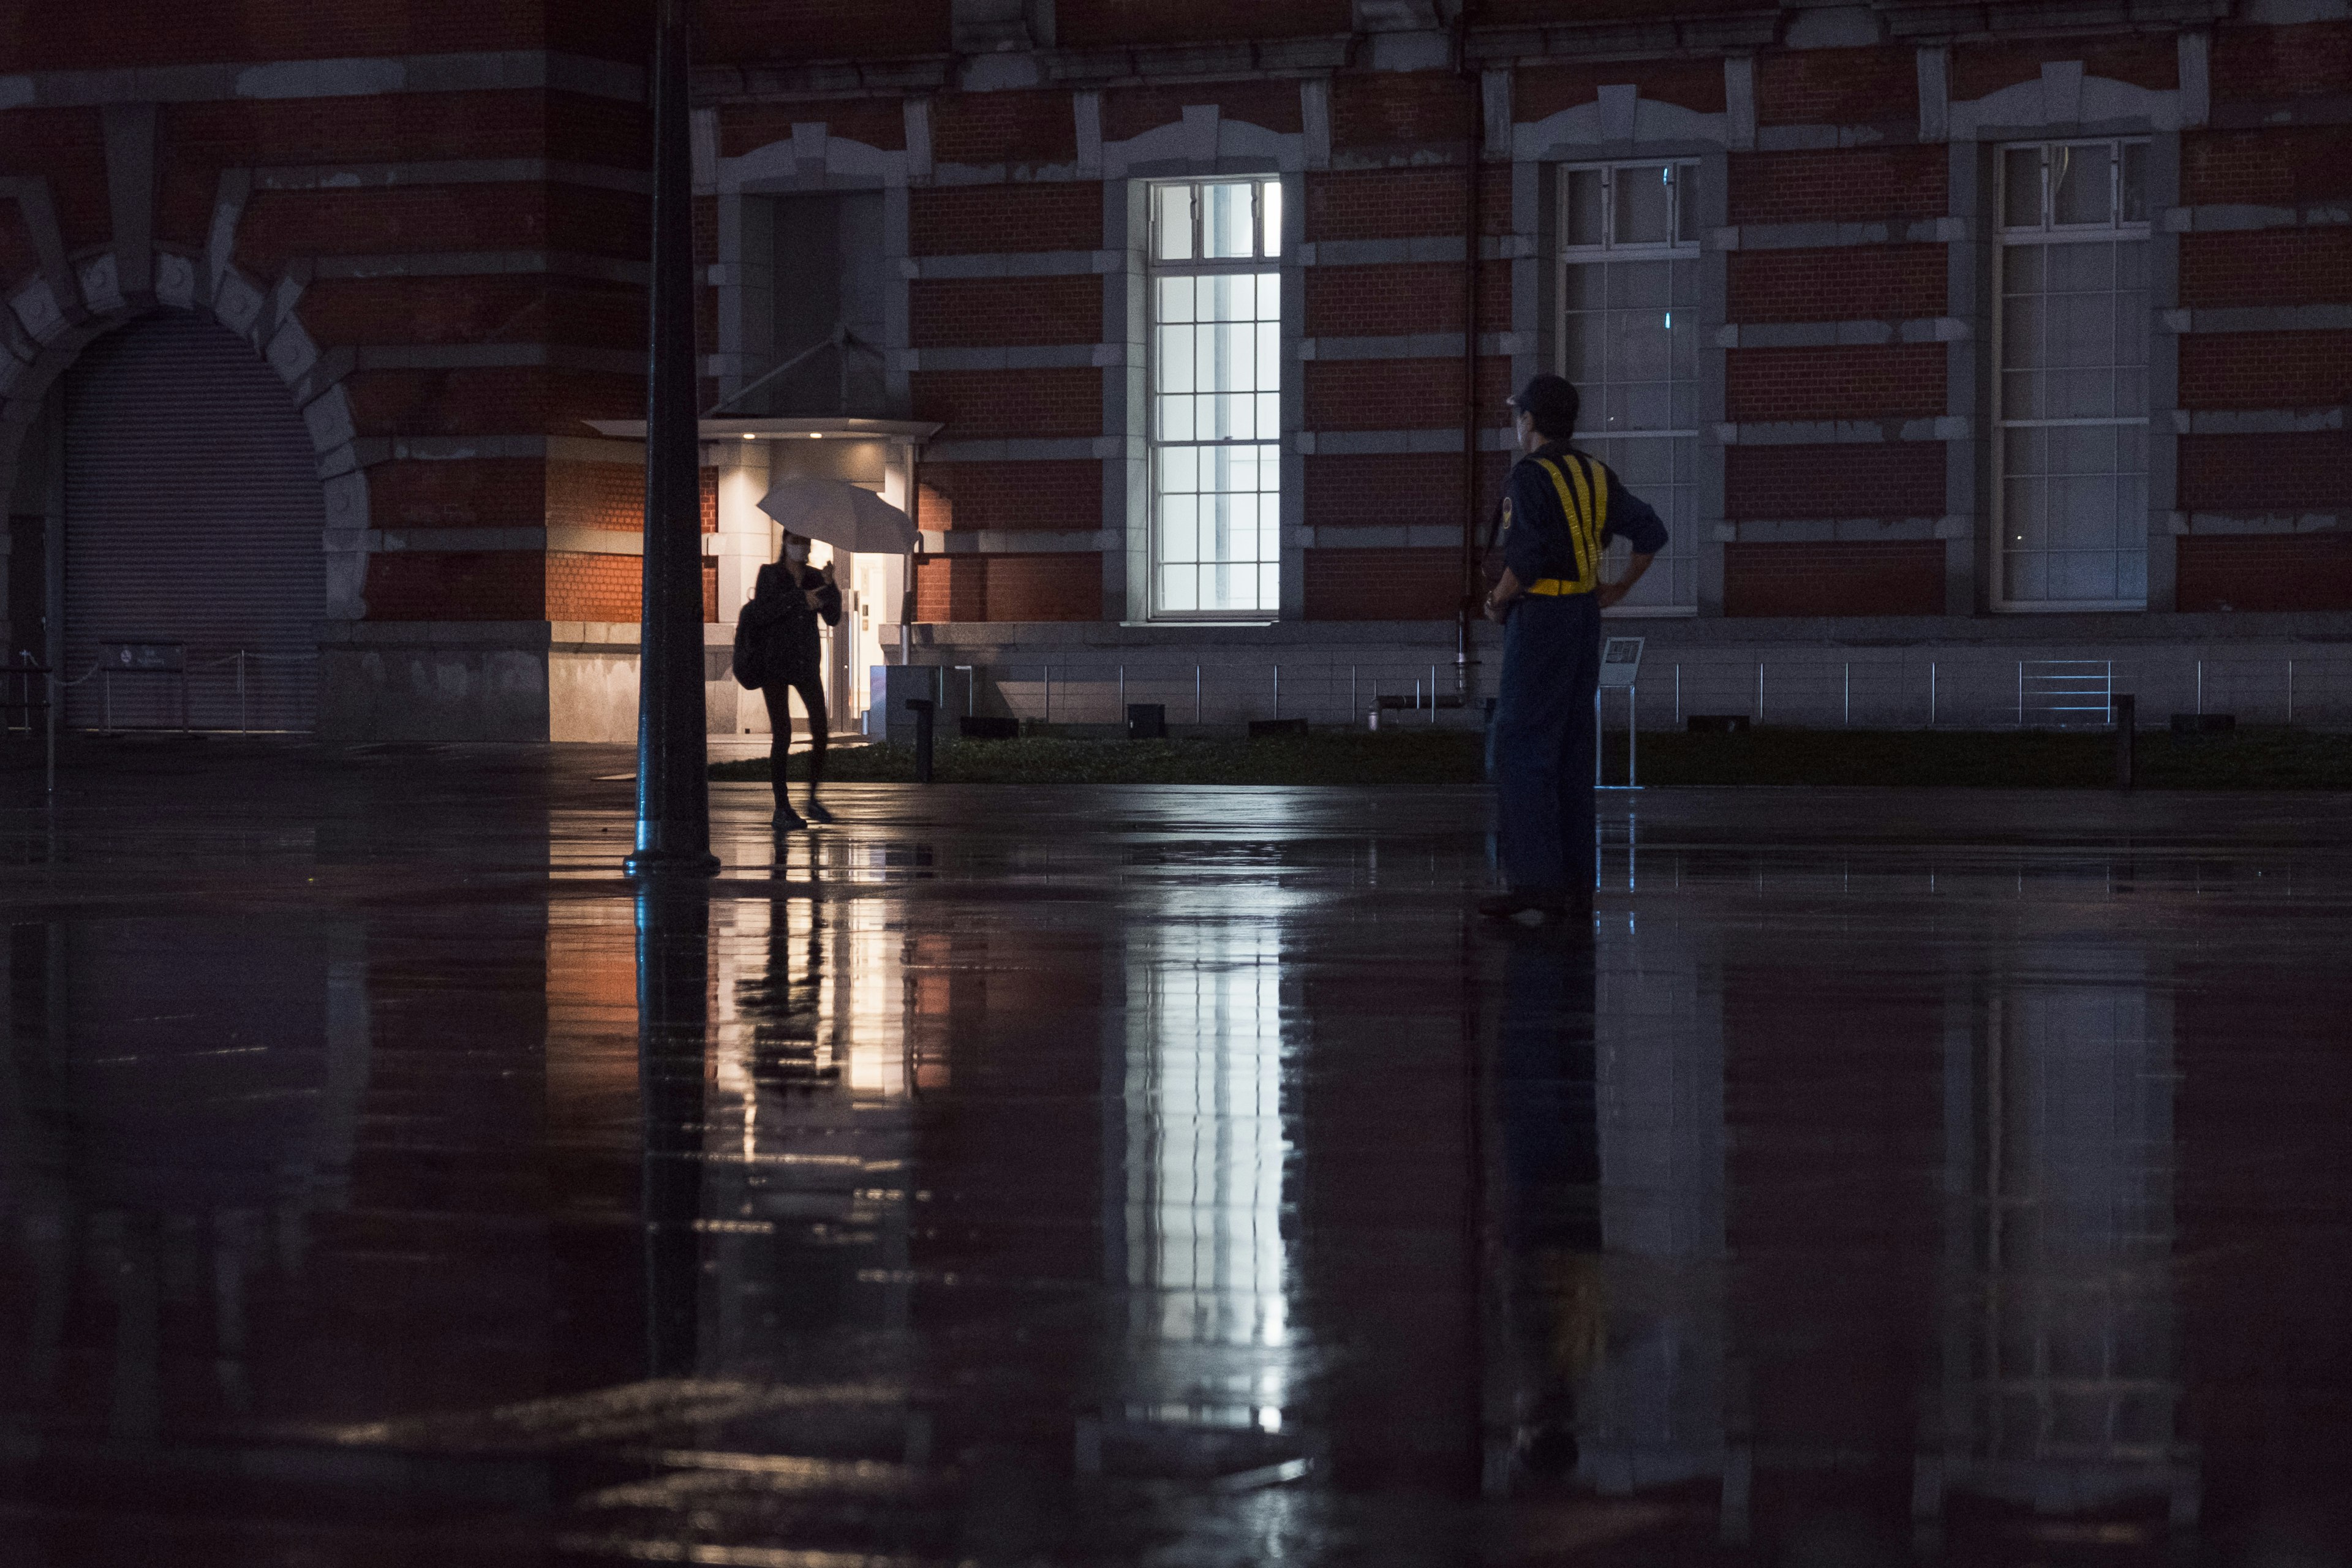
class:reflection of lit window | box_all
[1959,970,2182,1509]
[1123,924,1289,1430]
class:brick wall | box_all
[1329,72,1474,153]
[699,0,951,61]
[347,369,644,439]
[722,99,905,157]
[1757,47,1918,127]
[1305,453,1474,531]
[913,552,1098,620]
[1059,0,1350,50]
[920,460,1101,532]
[1726,345,1946,422]
[1303,548,1461,620]
[1724,541,1945,617]
[548,462,646,532]
[910,276,1103,348]
[2180,432,2352,514]
[914,554,987,622]
[1726,444,1947,521]
[1513,58,1728,120]
[547,552,642,623]
[1954,32,2177,99]
[364,460,540,530]
[2180,230,2352,308]
[1728,246,1947,323]
[1303,358,1512,431]
[1303,167,1512,242]
[1728,148,1948,225]
[984,554,1102,620]
[2181,126,2352,206]
[366,553,546,622]
[910,184,1100,254]
[2179,332,2352,410]
[911,369,1101,439]
[2177,534,2352,612]
[1102,80,1304,140]
[931,90,1077,167]
[1305,262,1502,336]
[2212,20,2352,102]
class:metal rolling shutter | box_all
[62,313,326,731]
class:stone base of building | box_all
[319,622,760,744]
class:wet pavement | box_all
[2,739,2350,1566]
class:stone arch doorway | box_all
[59,312,328,731]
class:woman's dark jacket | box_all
[742,561,843,684]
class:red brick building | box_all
[5,1,2350,737]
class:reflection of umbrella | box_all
[756,477,919,555]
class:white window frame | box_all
[1145,176,1284,624]
[1991,138,2153,613]
[1555,160,1702,617]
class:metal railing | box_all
[892,654,2352,733]
[54,647,320,734]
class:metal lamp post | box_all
[626,0,720,878]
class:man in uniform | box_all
[1480,373,1669,925]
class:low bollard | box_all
[907,697,935,783]
[2114,693,2135,791]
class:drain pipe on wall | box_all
[1455,7,1484,705]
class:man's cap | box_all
[1507,373,1579,434]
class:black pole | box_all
[2114,693,2136,791]
[908,697,935,783]
[626,0,719,879]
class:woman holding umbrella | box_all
[741,530,842,827]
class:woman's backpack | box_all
[730,612,768,690]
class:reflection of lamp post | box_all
[637,876,710,1379]
[626,0,717,879]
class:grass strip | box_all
[712,726,2352,790]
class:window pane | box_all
[1205,183,1254,258]
[2004,147,2043,229]
[1158,393,1194,442]
[1155,184,1193,261]
[1672,162,1697,246]
[1561,311,1600,382]
[1261,180,1283,257]
[1566,169,1605,247]
[2054,143,2113,225]
[2049,242,2113,293]
[1162,445,1199,493]
[1608,259,1671,309]
[1616,164,1672,245]
[2002,295,2042,370]
[1157,325,1195,392]
[2121,143,2148,224]
[1158,274,1194,325]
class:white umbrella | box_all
[755,476,919,556]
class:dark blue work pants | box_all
[1487,592,1600,898]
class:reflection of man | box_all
[741,532,842,830]
[1492,926,1603,1491]
[1481,374,1668,925]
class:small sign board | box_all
[1598,635,1645,688]
[102,640,185,672]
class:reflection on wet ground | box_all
[2,741,2350,1565]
